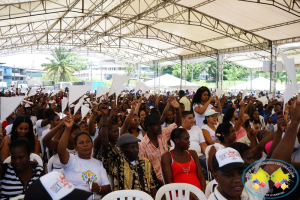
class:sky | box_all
[0,53,109,70]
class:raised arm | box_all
[42,120,64,151]
[234,101,245,131]
[269,101,299,163]
[170,98,181,127]
[266,115,286,159]
[215,96,222,113]
[57,115,73,165]
[193,96,213,115]
[88,103,98,136]
[160,98,171,124]
[94,103,109,150]
[119,99,137,135]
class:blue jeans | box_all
[199,154,208,180]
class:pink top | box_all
[235,126,247,142]
[265,141,273,153]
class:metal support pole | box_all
[185,60,187,90]
[153,61,156,93]
[158,63,160,94]
[216,51,224,90]
[250,69,253,91]
[191,63,194,83]
[270,42,277,96]
[180,57,183,90]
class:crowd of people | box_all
[0,85,299,200]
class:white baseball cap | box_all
[212,147,246,172]
[205,109,220,117]
[24,171,92,200]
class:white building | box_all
[73,61,154,81]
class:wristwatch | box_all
[98,186,102,194]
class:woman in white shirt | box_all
[201,110,220,145]
[58,114,111,198]
[191,87,222,129]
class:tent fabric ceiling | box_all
[0,0,299,65]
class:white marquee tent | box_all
[229,77,285,91]
[144,74,199,89]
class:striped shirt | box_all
[0,163,43,200]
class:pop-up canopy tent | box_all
[144,74,199,89]
[229,77,285,91]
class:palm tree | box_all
[41,47,87,82]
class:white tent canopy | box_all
[144,74,199,89]
[229,77,285,91]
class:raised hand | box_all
[170,98,179,108]
[110,108,118,117]
[239,100,245,107]
[290,99,300,124]
[99,102,109,115]
[277,115,287,132]
[208,96,213,102]
[64,114,74,129]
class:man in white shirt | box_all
[179,90,191,111]
[181,111,208,179]
[208,148,269,200]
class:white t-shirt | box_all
[41,128,50,140]
[62,154,110,199]
[237,135,251,146]
[181,125,206,156]
[5,124,12,135]
[201,124,219,142]
[193,103,213,129]
[36,119,50,139]
[30,116,37,126]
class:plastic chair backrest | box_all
[47,155,55,173]
[10,194,25,200]
[4,153,43,167]
[155,183,207,200]
[205,179,218,199]
[40,139,45,158]
[101,190,153,200]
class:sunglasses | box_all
[132,118,141,122]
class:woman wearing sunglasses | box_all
[120,98,145,140]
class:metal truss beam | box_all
[0,0,74,21]
[273,36,300,45]
[136,2,271,51]
[239,0,300,17]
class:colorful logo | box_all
[243,159,299,199]
[82,170,97,186]
[57,175,71,188]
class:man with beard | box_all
[139,98,182,186]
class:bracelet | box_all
[98,186,101,194]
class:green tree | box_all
[124,62,135,76]
[41,47,87,82]
[223,63,249,85]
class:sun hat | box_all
[205,109,220,117]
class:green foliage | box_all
[41,47,88,82]
[124,62,135,76]
[223,62,250,85]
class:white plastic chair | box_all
[10,194,25,200]
[155,183,207,200]
[4,153,43,166]
[47,154,64,174]
[40,139,45,158]
[205,179,218,199]
[101,190,153,200]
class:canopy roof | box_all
[144,74,199,89]
[0,0,299,65]
[229,77,286,91]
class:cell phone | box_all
[127,109,131,113]
[227,99,230,102]
[250,122,254,130]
